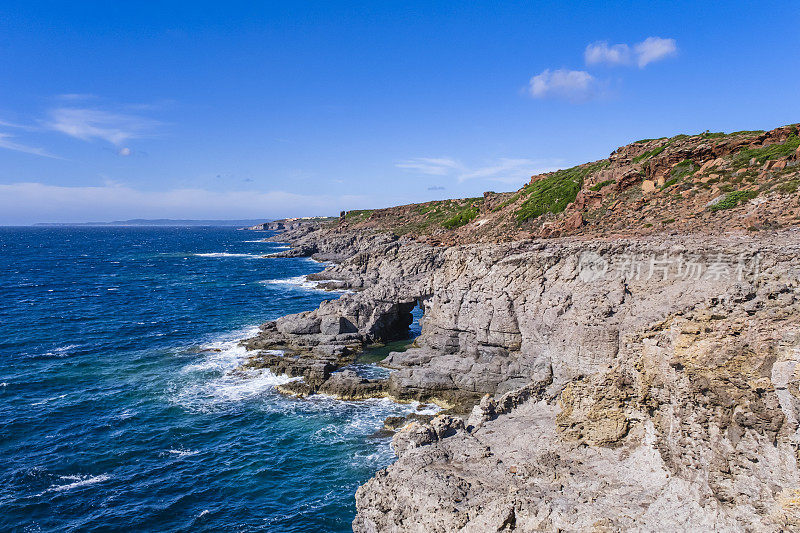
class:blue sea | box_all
[0,227,425,532]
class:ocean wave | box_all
[173,328,295,411]
[46,473,110,493]
[30,394,67,407]
[172,368,297,412]
[180,327,263,374]
[192,252,263,258]
[28,344,81,359]
[261,275,350,293]
[261,275,324,290]
[166,448,199,458]
[308,397,440,444]
[350,447,395,470]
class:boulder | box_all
[565,211,583,230]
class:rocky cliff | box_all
[241,123,800,531]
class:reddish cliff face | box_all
[338,123,800,243]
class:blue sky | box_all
[1,1,798,224]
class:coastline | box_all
[242,220,800,531]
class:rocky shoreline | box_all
[239,219,800,531]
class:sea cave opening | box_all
[357,298,426,364]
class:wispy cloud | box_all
[0,132,60,159]
[584,37,677,68]
[397,157,563,185]
[527,69,598,102]
[584,42,632,66]
[45,107,160,146]
[0,182,369,225]
[634,37,678,68]
[55,93,98,101]
[395,157,461,176]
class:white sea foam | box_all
[116,409,136,420]
[34,344,80,358]
[46,473,110,493]
[0,382,8,387]
[193,252,263,258]
[261,275,323,290]
[173,327,294,411]
[173,367,297,412]
[261,275,351,293]
[180,326,263,374]
[31,394,67,407]
[167,448,199,457]
[309,397,441,445]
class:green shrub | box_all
[345,209,374,222]
[660,177,679,190]
[728,130,765,136]
[734,134,800,167]
[633,146,665,163]
[709,190,758,211]
[590,179,614,192]
[777,180,800,194]
[442,205,479,229]
[672,159,695,177]
[514,163,600,223]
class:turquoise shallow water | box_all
[0,227,422,532]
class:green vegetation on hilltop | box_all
[515,162,606,223]
[345,209,374,223]
[734,134,800,167]
[410,197,484,231]
[633,146,665,163]
[442,204,480,229]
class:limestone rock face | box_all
[347,231,800,531]
[246,223,800,530]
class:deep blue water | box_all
[0,227,424,532]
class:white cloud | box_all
[45,107,160,145]
[634,37,677,68]
[55,93,98,101]
[397,156,563,185]
[584,41,632,66]
[0,182,369,225]
[395,157,461,176]
[118,147,132,156]
[584,37,677,68]
[0,132,60,159]
[528,69,597,102]
[458,158,560,183]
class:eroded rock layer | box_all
[240,220,800,530]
